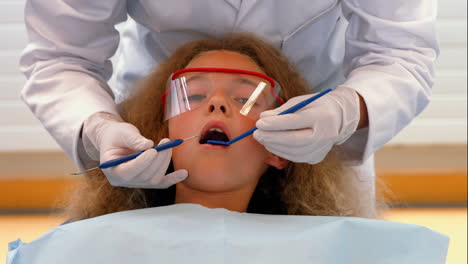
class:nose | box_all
[209,104,226,113]
[206,94,232,117]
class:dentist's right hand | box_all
[81,112,188,188]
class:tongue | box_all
[201,131,229,144]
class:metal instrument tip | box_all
[70,167,99,176]
[184,135,200,141]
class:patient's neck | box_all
[174,182,255,213]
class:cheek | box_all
[168,119,181,168]
[168,112,201,170]
[236,119,270,161]
[168,112,198,138]
[168,118,182,139]
[231,136,270,185]
[243,137,270,160]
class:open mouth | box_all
[199,128,230,144]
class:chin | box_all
[181,167,245,193]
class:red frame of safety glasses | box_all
[161,68,285,110]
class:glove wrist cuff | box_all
[81,131,100,161]
[331,86,361,145]
[82,112,124,159]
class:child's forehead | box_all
[186,50,265,74]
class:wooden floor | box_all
[0,207,466,264]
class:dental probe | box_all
[70,135,200,175]
[207,88,333,146]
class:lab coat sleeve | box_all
[338,0,439,164]
[19,0,127,170]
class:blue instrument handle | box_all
[98,139,184,169]
[278,88,332,115]
[226,127,258,145]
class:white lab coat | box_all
[20,0,438,215]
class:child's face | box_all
[168,50,286,193]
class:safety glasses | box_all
[162,68,285,120]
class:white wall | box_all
[0,0,466,151]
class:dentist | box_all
[20,0,438,217]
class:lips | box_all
[199,121,231,144]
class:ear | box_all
[264,153,288,170]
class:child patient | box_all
[66,33,380,221]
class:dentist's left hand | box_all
[253,86,361,164]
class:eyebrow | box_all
[234,77,259,88]
[185,74,208,83]
[184,73,260,88]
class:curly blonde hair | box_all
[66,33,380,221]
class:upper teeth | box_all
[209,128,224,133]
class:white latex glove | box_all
[253,86,360,164]
[82,112,188,188]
